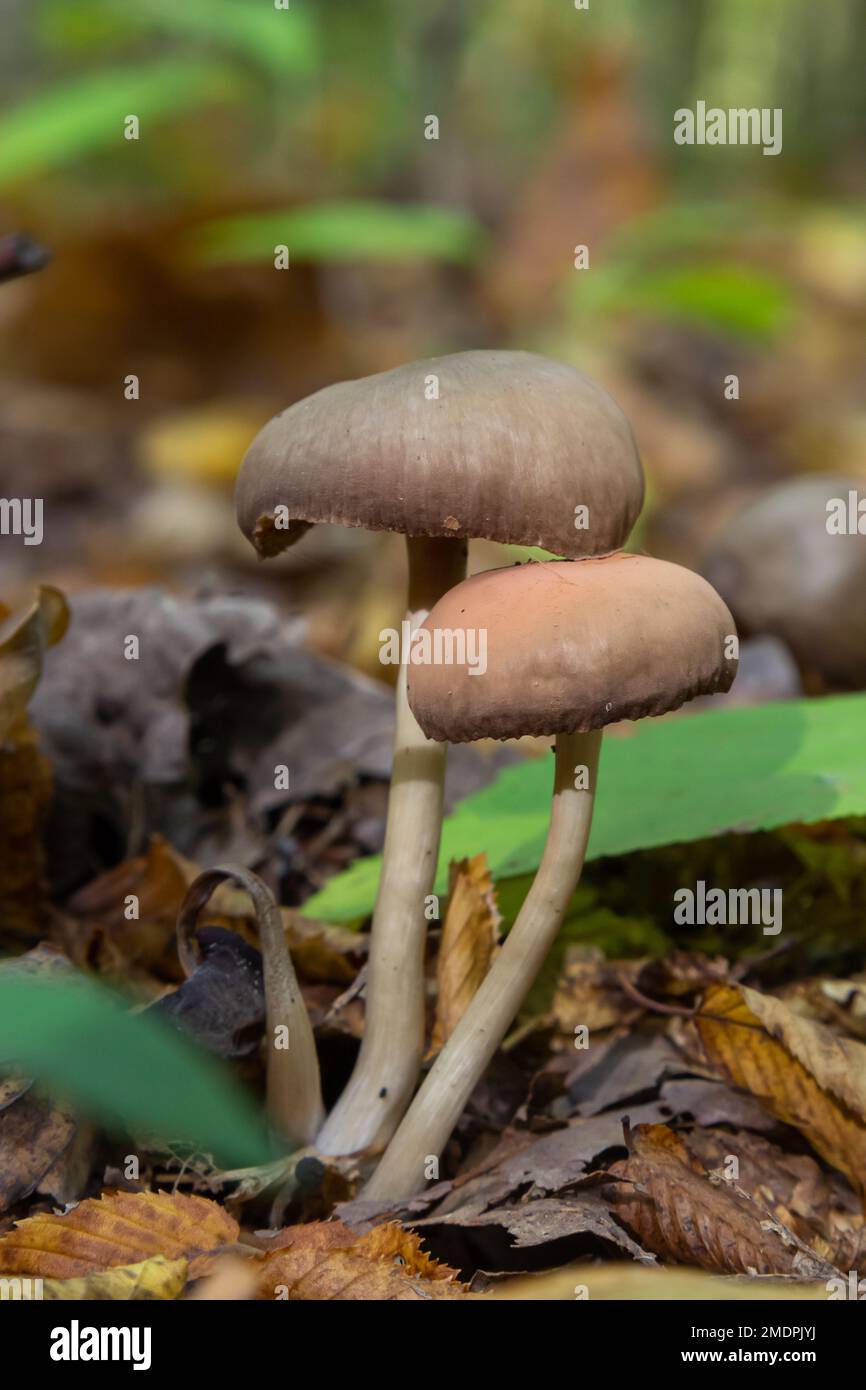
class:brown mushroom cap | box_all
[406,555,738,742]
[701,476,866,687]
[235,351,643,559]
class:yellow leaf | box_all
[697,983,866,1200]
[0,1190,238,1280]
[138,404,267,487]
[41,1255,188,1301]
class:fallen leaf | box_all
[0,586,68,740]
[60,835,197,981]
[492,1262,829,1301]
[41,1254,188,1301]
[552,948,643,1037]
[608,1123,839,1279]
[697,983,866,1198]
[0,586,68,936]
[414,1189,652,1266]
[338,1100,675,1231]
[0,1189,238,1280]
[429,854,500,1055]
[256,1219,466,1300]
[0,1092,78,1212]
[0,944,96,1210]
[685,1126,860,1244]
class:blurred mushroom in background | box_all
[701,475,866,691]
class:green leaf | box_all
[194,200,486,265]
[0,61,236,185]
[573,260,792,340]
[0,972,274,1167]
[630,263,792,339]
[306,694,866,923]
[113,0,317,76]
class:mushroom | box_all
[366,554,737,1198]
[177,865,324,1147]
[701,475,866,688]
[236,351,644,1154]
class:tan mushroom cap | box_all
[235,350,643,559]
[407,555,738,742]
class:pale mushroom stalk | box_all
[366,728,601,1199]
[363,553,737,1198]
[177,866,324,1147]
[317,535,467,1155]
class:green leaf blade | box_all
[195,200,486,266]
[0,973,275,1168]
[306,694,866,923]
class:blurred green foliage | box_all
[0,970,275,1167]
[0,0,860,354]
[196,200,486,266]
[0,61,236,185]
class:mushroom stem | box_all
[177,865,324,1147]
[317,535,468,1156]
[365,728,602,1199]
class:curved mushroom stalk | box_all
[178,865,324,1148]
[365,729,601,1200]
[316,536,468,1156]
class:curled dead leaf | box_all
[429,854,500,1056]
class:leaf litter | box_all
[2,583,866,1300]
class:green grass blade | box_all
[0,973,275,1167]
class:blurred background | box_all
[1,0,865,902]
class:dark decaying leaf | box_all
[30,587,515,896]
[608,1122,840,1280]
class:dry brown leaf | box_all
[697,983,866,1198]
[0,1093,78,1212]
[0,586,69,937]
[0,586,68,739]
[429,854,500,1055]
[804,977,866,1042]
[0,1189,238,1280]
[60,835,198,980]
[609,1123,838,1280]
[256,1219,467,1301]
[284,913,366,986]
[553,948,644,1036]
[686,1126,860,1247]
